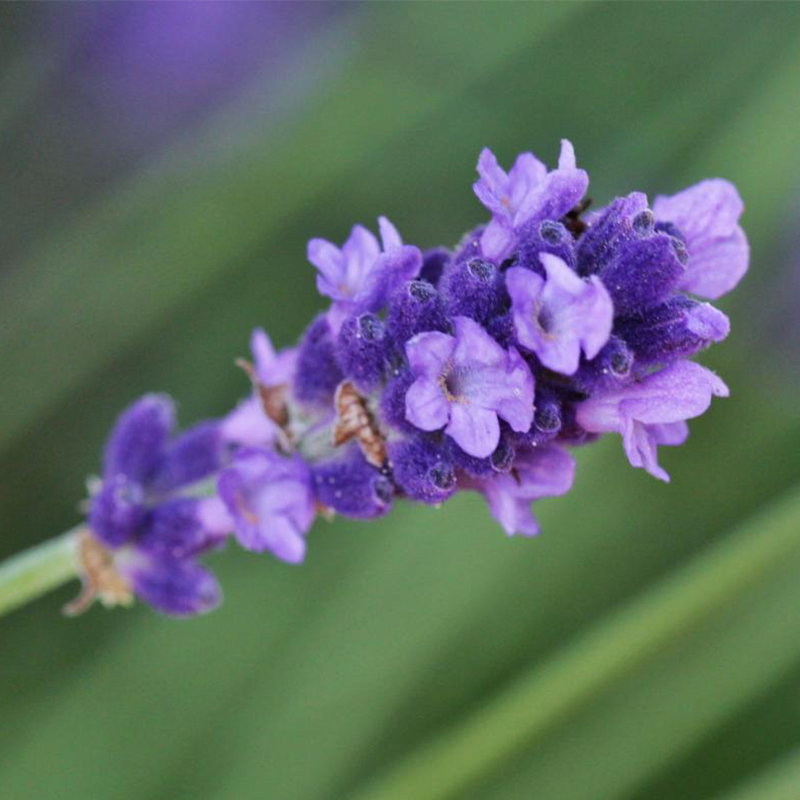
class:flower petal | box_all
[405,330,455,379]
[653,178,748,299]
[405,377,450,431]
[446,403,500,458]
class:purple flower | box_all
[250,327,297,386]
[116,551,222,618]
[507,254,614,375]
[473,140,588,262]
[461,445,575,536]
[653,179,749,300]
[307,217,422,332]
[221,328,296,448]
[86,394,230,616]
[218,448,315,563]
[404,316,534,458]
[575,361,729,481]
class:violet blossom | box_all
[404,316,534,457]
[575,361,729,481]
[506,253,614,375]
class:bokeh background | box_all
[3,3,800,799]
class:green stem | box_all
[0,527,80,619]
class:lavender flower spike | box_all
[653,179,749,300]
[507,254,614,375]
[405,316,534,458]
[45,139,744,620]
[575,361,729,481]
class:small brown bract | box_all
[333,381,387,468]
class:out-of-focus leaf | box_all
[350,484,800,800]
[713,748,800,800]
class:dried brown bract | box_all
[333,381,387,468]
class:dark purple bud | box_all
[516,219,577,273]
[510,389,562,446]
[336,312,389,391]
[599,233,685,315]
[616,296,730,365]
[572,335,634,393]
[485,310,515,349]
[419,247,451,286]
[534,393,563,435]
[312,447,393,519]
[379,369,418,435]
[632,210,655,235]
[151,421,225,495]
[654,219,687,245]
[88,474,146,548]
[126,557,222,617]
[138,499,224,560]
[446,430,515,477]
[389,436,456,504]
[103,394,174,485]
[558,401,599,446]
[440,257,506,324]
[294,314,344,407]
[576,192,649,276]
[451,225,485,266]
[489,436,516,473]
[387,280,451,345]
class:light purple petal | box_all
[508,257,613,375]
[220,395,279,447]
[452,316,506,369]
[480,218,515,262]
[557,138,577,170]
[406,331,456,379]
[308,224,381,305]
[308,238,345,295]
[218,450,315,562]
[405,377,450,431]
[506,152,548,214]
[576,361,728,480]
[251,328,296,386]
[514,140,588,228]
[685,302,730,342]
[464,445,575,536]
[462,346,534,433]
[378,215,403,250]
[473,148,511,218]
[653,179,749,300]
[195,496,234,538]
[649,420,689,446]
[355,244,423,311]
[341,224,381,284]
[446,403,500,458]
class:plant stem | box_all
[0,527,80,619]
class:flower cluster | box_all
[77,141,747,616]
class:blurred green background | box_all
[3,3,800,799]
